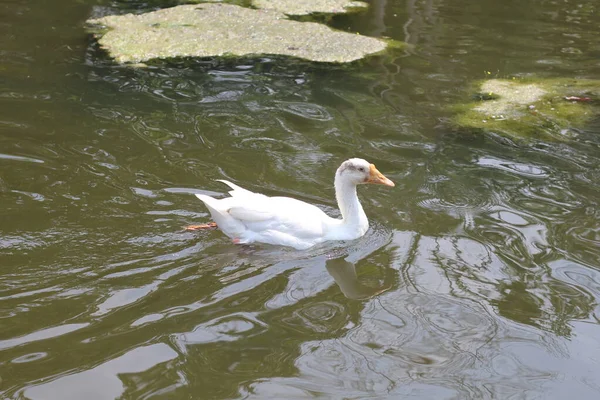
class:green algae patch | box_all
[452,78,600,140]
[251,0,367,16]
[87,3,391,64]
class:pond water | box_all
[1,0,600,399]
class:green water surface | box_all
[1,0,599,399]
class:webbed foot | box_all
[185,222,217,231]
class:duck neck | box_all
[334,176,368,229]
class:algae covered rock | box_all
[452,78,600,140]
[251,0,367,16]
[87,3,393,64]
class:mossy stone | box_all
[251,0,367,16]
[87,3,394,64]
[452,78,600,140]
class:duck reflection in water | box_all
[326,256,390,300]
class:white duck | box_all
[192,158,394,250]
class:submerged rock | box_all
[87,3,393,64]
[452,78,600,140]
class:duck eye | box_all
[358,167,365,172]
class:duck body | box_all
[194,158,394,250]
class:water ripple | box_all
[2,0,600,398]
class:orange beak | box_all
[366,164,395,187]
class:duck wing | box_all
[196,181,334,248]
[229,196,329,238]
